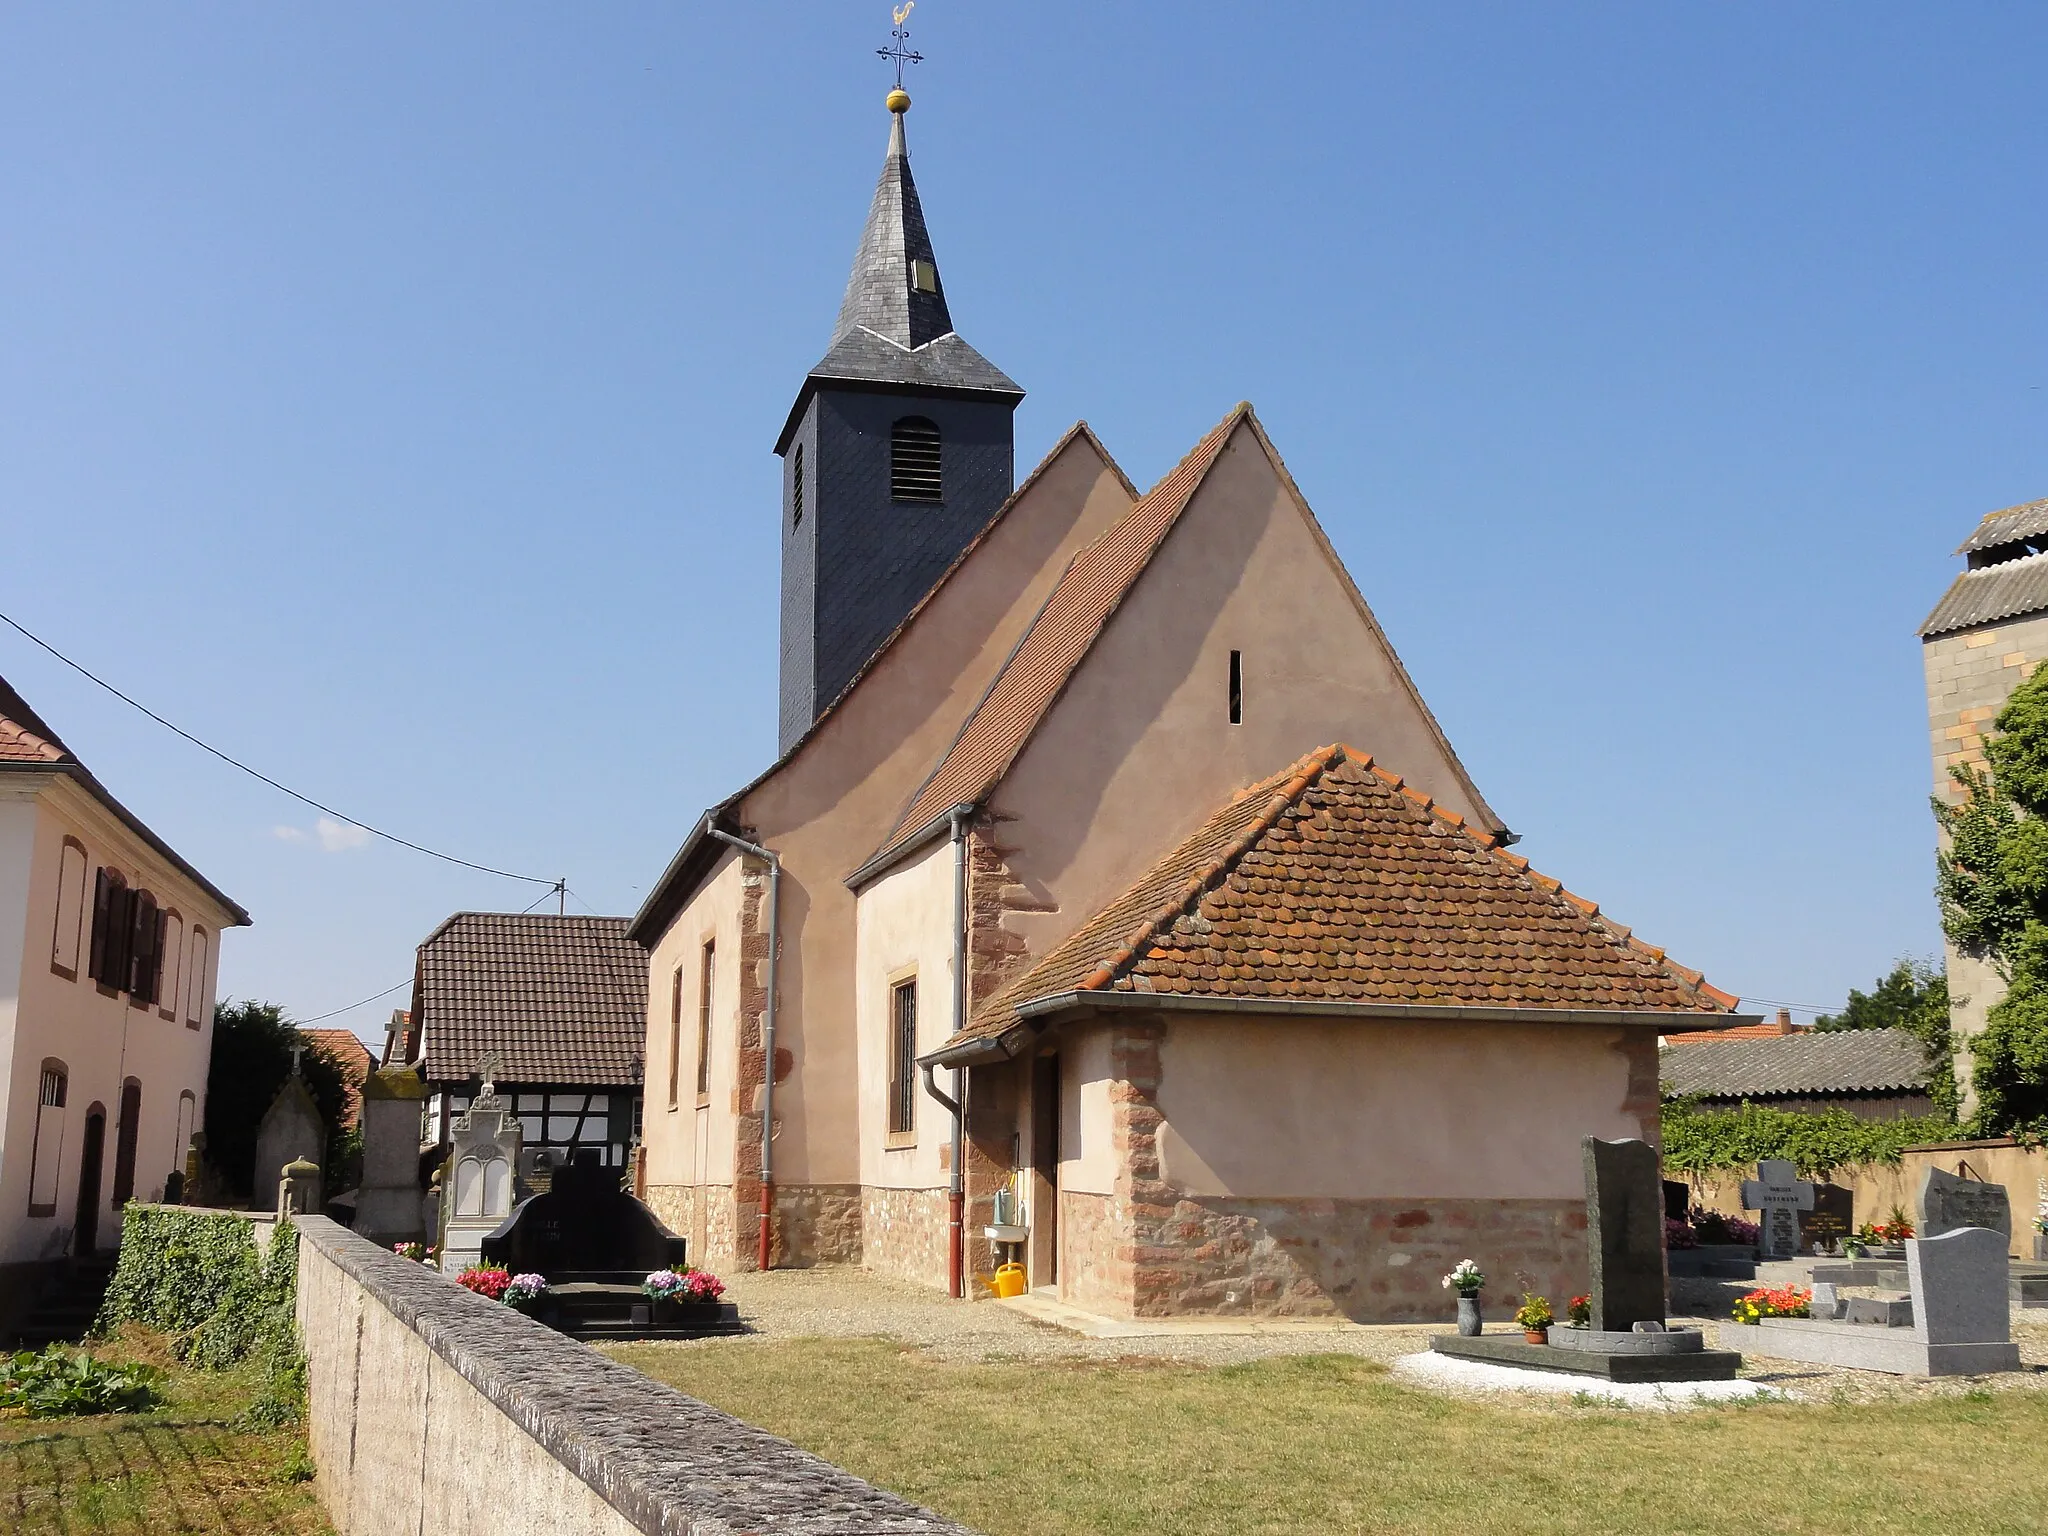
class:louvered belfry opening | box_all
[890,416,943,502]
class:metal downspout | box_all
[708,824,781,1272]
[948,805,971,1297]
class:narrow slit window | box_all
[888,979,917,1136]
[696,941,715,1099]
[791,443,805,529]
[666,965,684,1109]
[890,417,942,502]
[1228,650,1243,725]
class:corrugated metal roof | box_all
[1659,1026,1930,1099]
[1920,552,2048,637]
[417,913,646,1086]
[1955,496,2048,557]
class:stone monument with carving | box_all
[438,1068,522,1274]
[252,1069,324,1214]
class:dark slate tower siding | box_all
[774,106,1023,752]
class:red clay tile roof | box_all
[0,676,75,763]
[953,744,1735,1050]
[303,1028,375,1131]
[866,405,1248,873]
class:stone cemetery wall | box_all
[1684,1138,2047,1258]
[293,1216,976,1536]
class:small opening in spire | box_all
[891,417,943,502]
[910,258,938,295]
[791,444,805,529]
[1228,650,1243,725]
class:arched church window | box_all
[890,417,942,502]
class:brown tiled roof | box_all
[0,676,75,763]
[302,1028,375,1130]
[867,405,1248,872]
[416,913,647,1086]
[953,744,1735,1051]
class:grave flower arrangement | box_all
[1688,1209,1759,1247]
[643,1268,728,1305]
[1664,1217,1697,1250]
[456,1264,513,1302]
[1731,1285,1811,1325]
[1440,1259,1485,1296]
[504,1273,549,1308]
[392,1242,437,1264]
[1512,1294,1553,1340]
[1865,1208,1915,1244]
[1565,1293,1591,1328]
[2035,1178,2047,1236]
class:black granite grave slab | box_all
[1585,1137,1666,1331]
[480,1149,688,1283]
[1430,1334,1744,1382]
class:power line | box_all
[295,977,413,1026]
[0,607,557,887]
[1741,996,1833,1016]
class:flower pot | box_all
[1456,1294,1482,1337]
[1523,1327,1549,1344]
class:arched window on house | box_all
[889,416,942,502]
[52,838,88,979]
[184,927,209,1028]
[173,1091,197,1180]
[158,910,184,1021]
[28,1062,67,1217]
[111,1079,142,1208]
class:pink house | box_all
[0,677,247,1327]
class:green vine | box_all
[95,1206,305,1424]
[1661,1100,1959,1180]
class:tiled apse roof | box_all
[869,405,1245,872]
[418,913,646,1086]
[1921,552,2048,637]
[953,744,1734,1050]
[1660,1027,1930,1100]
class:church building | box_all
[630,85,1744,1321]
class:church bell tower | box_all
[772,81,1023,751]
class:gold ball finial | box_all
[886,86,911,114]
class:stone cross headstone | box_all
[252,1075,324,1214]
[1583,1136,1666,1331]
[1918,1166,2011,1243]
[1740,1159,1815,1259]
[438,1083,522,1273]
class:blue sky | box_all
[2,5,2042,1039]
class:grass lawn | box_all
[0,1329,329,1536]
[612,1339,2048,1536]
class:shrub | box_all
[0,1347,161,1417]
[1512,1294,1553,1331]
[95,1206,305,1423]
[1664,1217,1697,1251]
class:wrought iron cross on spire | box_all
[878,2,923,89]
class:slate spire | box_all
[833,109,955,350]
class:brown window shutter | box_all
[88,869,114,985]
[128,891,160,1000]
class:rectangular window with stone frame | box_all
[888,978,917,1137]
[695,940,715,1101]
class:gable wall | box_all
[641,437,1136,1233]
[990,421,1493,960]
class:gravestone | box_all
[1912,1225,2013,1353]
[1918,1167,2011,1243]
[481,1147,687,1281]
[439,1083,522,1273]
[253,1074,324,1214]
[354,1066,428,1246]
[1740,1159,1814,1259]
[1584,1137,1666,1331]
[1801,1183,1854,1255]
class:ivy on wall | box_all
[95,1205,305,1425]
[1661,1101,1959,1180]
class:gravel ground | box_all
[609,1266,2048,1404]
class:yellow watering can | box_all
[990,1262,1027,1299]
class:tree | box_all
[203,1000,352,1201]
[1933,661,2048,1136]
[1813,958,1956,1120]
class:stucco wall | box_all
[0,781,228,1267]
[1153,1017,1646,1201]
[295,1216,972,1536]
[641,431,1135,1218]
[852,838,956,1194]
[993,418,1496,964]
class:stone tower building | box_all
[1921,494,2048,1110]
[773,101,1024,751]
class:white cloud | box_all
[271,825,309,843]
[315,817,371,853]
